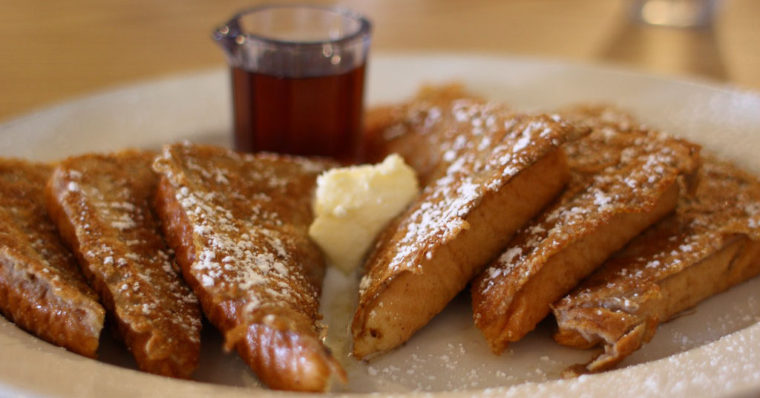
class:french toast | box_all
[152,142,345,392]
[471,106,700,354]
[553,157,760,374]
[45,150,202,378]
[352,86,579,359]
[363,84,485,184]
[0,159,104,358]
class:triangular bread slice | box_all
[553,157,760,374]
[472,106,700,354]
[152,143,345,391]
[0,158,104,357]
[46,150,202,378]
[352,86,578,358]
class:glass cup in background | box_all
[599,0,725,81]
[630,0,718,28]
[213,5,371,161]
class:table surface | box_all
[1,0,758,122]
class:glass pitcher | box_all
[213,5,372,161]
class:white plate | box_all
[1,53,759,398]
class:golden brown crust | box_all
[0,159,104,357]
[472,105,700,353]
[553,157,760,373]
[152,142,344,392]
[352,86,578,358]
[45,150,201,378]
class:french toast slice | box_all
[352,86,579,359]
[553,157,760,374]
[363,84,484,184]
[152,142,345,392]
[471,106,700,354]
[45,150,202,378]
[0,159,104,357]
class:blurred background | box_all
[1,0,758,122]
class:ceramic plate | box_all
[1,53,759,397]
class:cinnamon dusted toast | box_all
[152,143,345,392]
[45,150,201,378]
[553,157,760,374]
[0,159,104,357]
[471,106,700,354]
[352,86,579,359]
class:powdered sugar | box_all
[154,143,332,338]
[170,177,299,312]
[475,106,699,324]
[51,152,202,361]
[360,101,570,295]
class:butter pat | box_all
[309,154,419,274]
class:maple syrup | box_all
[231,64,365,161]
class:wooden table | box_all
[1,0,758,122]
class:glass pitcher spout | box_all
[212,21,244,67]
